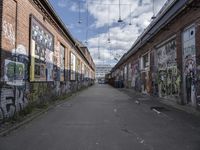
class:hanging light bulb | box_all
[151,0,156,19]
[85,3,89,44]
[78,1,82,24]
[129,4,132,25]
[107,38,110,43]
[107,5,111,43]
[118,0,123,23]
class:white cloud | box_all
[70,2,86,13]
[57,0,67,8]
[56,0,168,66]
[85,0,167,65]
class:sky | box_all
[49,0,168,66]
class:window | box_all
[143,54,149,68]
[70,52,76,80]
[60,44,65,81]
[76,59,81,81]
[141,52,150,70]
[157,39,176,70]
[30,16,54,81]
[81,63,85,80]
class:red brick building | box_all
[0,0,95,121]
[110,0,200,109]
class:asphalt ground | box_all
[0,84,200,150]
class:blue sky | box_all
[49,0,168,66]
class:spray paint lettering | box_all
[30,16,54,81]
[156,39,180,98]
[0,45,29,122]
[183,26,196,106]
[3,20,15,45]
[131,61,141,92]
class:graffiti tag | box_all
[3,20,15,45]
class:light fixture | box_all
[129,4,132,25]
[78,1,82,24]
[85,3,89,44]
[151,0,156,20]
[107,38,110,43]
[118,0,123,23]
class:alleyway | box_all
[0,84,200,150]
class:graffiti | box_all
[2,20,15,45]
[131,61,141,91]
[4,60,24,85]
[81,63,85,80]
[183,26,196,105]
[0,45,29,122]
[46,49,54,81]
[53,42,61,81]
[60,44,65,81]
[70,52,76,80]
[156,39,180,98]
[30,16,54,81]
[76,59,81,81]
[32,20,53,50]
[0,87,15,119]
[128,63,132,81]
[141,71,151,93]
[3,44,29,86]
[158,67,180,97]
[157,40,176,70]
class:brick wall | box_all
[0,0,95,121]
[112,1,200,108]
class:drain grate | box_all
[150,106,169,112]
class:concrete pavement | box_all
[0,84,200,150]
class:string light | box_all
[78,1,82,24]
[151,0,156,19]
[85,2,88,44]
[129,4,132,25]
[107,5,111,43]
[118,0,123,23]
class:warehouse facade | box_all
[0,0,95,121]
[110,0,200,109]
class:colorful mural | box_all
[131,60,141,91]
[183,26,196,106]
[30,16,54,81]
[156,39,180,98]
[0,45,29,122]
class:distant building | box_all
[96,64,112,79]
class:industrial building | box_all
[0,0,95,120]
[109,0,200,110]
